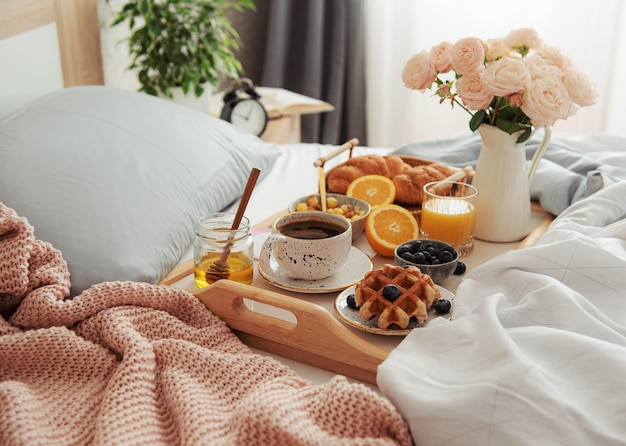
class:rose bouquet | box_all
[401,28,598,142]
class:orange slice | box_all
[365,204,420,257]
[346,174,396,207]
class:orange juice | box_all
[421,198,476,246]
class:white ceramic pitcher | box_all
[472,124,551,242]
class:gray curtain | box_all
[260,0,366,145]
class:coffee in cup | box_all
[259,211,352,280]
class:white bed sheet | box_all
[378,180,626,445]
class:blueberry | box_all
[442,246,457,258]
[454,261,467,275]
[438,250,454,263]
[409,240,424,252]
[396,243,412,256]
[433,299,451,314]
[412,251,426,264]
[346,293,358,310]
[382,284,401,302]
[400,251,414,262]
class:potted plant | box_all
[106,0,255,100]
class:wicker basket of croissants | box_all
[315,139,474,219]
[326,154,472,205]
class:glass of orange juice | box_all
[420,181,478,257]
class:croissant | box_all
[384,155,411,178]
[325,155,391,194]
[326,154,457,205]
[392,164,456,204]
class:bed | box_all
[2,1,626,445]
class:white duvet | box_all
[378,181,626,445]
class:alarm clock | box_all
[220,78,268,136]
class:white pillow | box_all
[0,86,281,296]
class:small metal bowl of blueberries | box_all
[394,239,466,284]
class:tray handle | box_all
[192,280,388,384]
[313,138,359,168]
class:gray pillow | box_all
[0,86,281,296]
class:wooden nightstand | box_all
[210,87,334,144]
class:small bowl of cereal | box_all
[288,193,371,240]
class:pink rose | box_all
[455,71,493,110]
[450,37,486,75]
[430,41,453,73]
[437,83,452,99]
[485,38,511,61]
[402,50,437,90]
[505,28,541,50]
[482,57,531,97]
[537,45,573,70]
[508,93,523,108]
[521,77,572,127]
[523,53,563,80]
[563,67,598,107]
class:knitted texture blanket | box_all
[0,202,412,446]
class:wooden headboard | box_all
[0,0,104,86]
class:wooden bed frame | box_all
[0,0,103,87]
[1,0,553,385]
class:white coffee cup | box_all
[259,211,352,280]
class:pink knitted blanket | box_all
[0,202,411,445]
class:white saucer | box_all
[334,285,455,336]
[258,246,373,294]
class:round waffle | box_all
[354,264,441,329]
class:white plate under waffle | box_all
[334,285,455,336]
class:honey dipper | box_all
[205,167,260,283]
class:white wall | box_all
[0,24,63,115]
[97,0,140,91]
[0,1,137,116]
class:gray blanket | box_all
[391,131,626,215]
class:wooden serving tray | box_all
[160,206,554,385]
